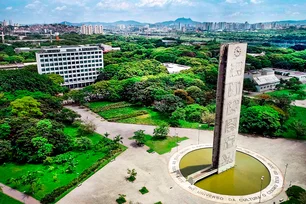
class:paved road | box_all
[0,183,40,204]
[58,105,306,204]
[292,99,306,108]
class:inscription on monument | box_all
[226,99,240,115]
[224,135,236,149]
[225,117,238,134]
[230,62,244,77]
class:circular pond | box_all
[179,148,271,196]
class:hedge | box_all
[92,102,132,112]
[41,147,126,204]
[108,110,148,122]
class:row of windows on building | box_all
[41,67,100,72]
[64,77,96,83]
[41,62,103,68]
[62,72,98,78]
[40,51,101,57]
[40,55,102,62]
[260,84,276,89]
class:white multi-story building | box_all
[94,25,103,34]
[36,45,103,88]
[81,25,103,35]
[80,25,93,35]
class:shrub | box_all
[184,104,209,122]
[286,185,306,199]
[126,168,137,182]
[139,186,149,194]
[108,110,148,122]
[153,94,184,115]
[44,152,75,165]
[169,119,180,127]
[153,125,169,140]
[92,102,132,112]
[239,105,281,136]
[0,140,12,163]
[74,137,93,151]
[116,194,126,204]
[0,122,10,139]
[132,130,146,146]
[77,121,96,136]
[170,108,186,121]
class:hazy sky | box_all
[1,0,305,24]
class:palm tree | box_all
[126,168,137,182]
[104,132,110,138]
[113,135,123,148]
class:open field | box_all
[267,84,306,100]
[88,101,213,130]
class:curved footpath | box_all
[0,183,40,204]
[57,105,306,204]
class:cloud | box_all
[229,12,242,17]
[25,1,41,9]
[53,0,87,6]
[137,0,193,7]
[96,0,132,10]
[225,0,244,3]
[55,5,67,11]
[250,0,263,4]
[5,6,12,10]
[291,12,300,15]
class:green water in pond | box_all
[179,148,271,196]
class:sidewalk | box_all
[0,183,40,204]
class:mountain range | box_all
[60,17,306,27]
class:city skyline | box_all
[1,0,306,25]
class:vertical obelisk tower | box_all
[212,43,247,174]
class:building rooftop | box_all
[253,74,280,85]
[37,45,101,53]
[271,68,306,77]
[163,63,191,74]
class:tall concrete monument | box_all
[212,43,247,174]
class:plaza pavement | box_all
[58,105,306,204]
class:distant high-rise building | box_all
[93,25,103,34]
[81,24,101,35]
[9,20,13,26]
[245,21,250,30]
[3,20,7,27]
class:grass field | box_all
[267,84,306,100]
[89,101,213,130]
[130,134,188,155]
[0,192,21,204]
[144,135,188,154]
[0,126,125,201]
[283,106,306,139]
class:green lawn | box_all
[267,84,306,100]
[0,192,22,204]
[0,126,125,201]
[179,120,214,130]
[89,101,213,130]
[88,101,114,109]
[143,134,188,154]
[282,106,306,139]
